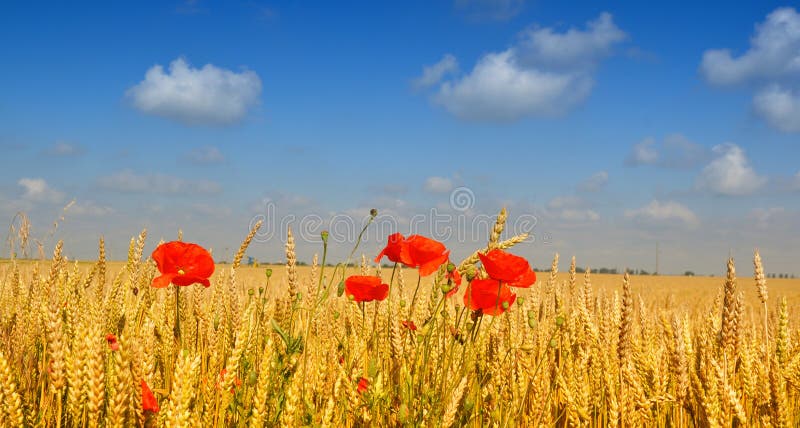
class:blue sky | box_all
[1,0,799,275]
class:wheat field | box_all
[0,213,798,427]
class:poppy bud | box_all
[517,297,525,305]
[501,301,509,310]
[258,287,264,295]
[265,268,273,278]
[549,338,557,348]
[463,397,475,412]
[370,208,378,217]
[465,271,476,281]
[333,311,340,319]
[321,230,329,243]
[248,288,255,296]
[213,314,220,331]
[399,299,406,308]
[555,316,565,327]
[337,280,345,297]
[440,283,452,294]
[528,318,537,329]
[447,262,456,273]
[247,370,258,386]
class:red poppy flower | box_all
[401,320,417,331]
[151,241,215,288]
[374,233,411,265]
[344,276,389,302]
[375,234,450,277]
[105,333,119,351]
[357,377,369,394]
[141,379,159,413]
[464,278,517,316]
[478,249,536,288]
[402,235,450,276]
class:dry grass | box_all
[0,214,798,427]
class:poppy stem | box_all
[318,233,329,293]
[173,286,181,345]
[408,275,422,320]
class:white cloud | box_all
[545,195,600,222]
[44,141,84,157]
[97,170,222,195]
[413,54,459,89]
[516,12,627,70]
[625,137,659,166]
[70,201,114,217]
[558,208,600,222]
[428,13,625,121]
[186,146,225,164]
[696,143,766,196]
[753,85,800,132]
[750,206,785,229]
[423,176,454,193]
[625,134,707,168]
[547,195,583,210]
[700,7,800,86]
[17,178,64,203]
[700,8,800,132]
[126,57,262,125]
[578,171,608,192]
[434,51,594,120]
[625,200,699,227]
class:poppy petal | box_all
[151,274,175,288]
[345,275,390,302]
[141,379,159,413]
[508,270,537,288]
[478,249,535,286]
[464,278,516,316]
[417,252,449,277]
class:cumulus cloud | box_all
[413,54,459,89]
[516,12,627,70]
[424,176,454,193]
[425,13,625,121]
[695,143,766,196]
[578,171,608,192]
[753,85,800,132]
[43,141,84,157]
[126,58,262,125]
[545,195,600,222]
[97,170,222,195]
[700,8,800,132]
[700,7,800,86]
[17,178,64,203]
[625,200,699,227]
[625,134,707,168]
[625,137,659,166]
[186,146,225,164]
